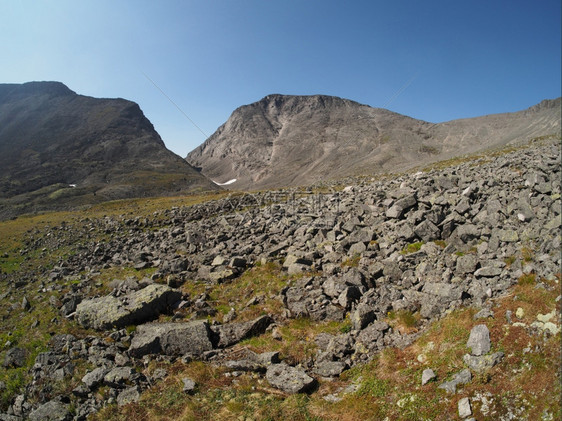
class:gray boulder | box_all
[117,386,141,406]
[265,363,316,393]
[3,347,27,368]
[456,254,479,274]
[466,324,491,356]
[82,367,109,389]
[75,284,182,330]
[28,400,70,421]
[386,195,417,219]
[463,352,504,372]
[128,321,215,358]
[313,361,346,377]
[213,316,273,348]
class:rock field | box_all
[0,138,560,420]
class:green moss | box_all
[401,241,424,254]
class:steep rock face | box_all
[0,81,219,218]
[186,94,561,190]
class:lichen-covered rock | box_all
[463,352,504,372]
[75,284,182,330]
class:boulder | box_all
[75,284,182,330]
[3,347,27,368]
[82,367,109,389]
[213,316,273,348]
[128,321,215,358]
[265,363,316,393]
[463,352,504,372]
[28,400,71,421]
[466,324,491,356]
[386,195,417,219]
[313,361,346,377]
[117,386,142,406]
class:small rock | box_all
[515,307,524,319]
[182,377,196,394]
[473,308,494,320]
[438,369,472,393]
[21,297,31,311]
[421,368,436,386]
[458,397,472,418]
[474,266,502,278]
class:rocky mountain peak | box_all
[0,81,75,102]
[0,81,219,219]
[187,95,560,190]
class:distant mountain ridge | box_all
[187,94,561,190]
[0,81,219,219]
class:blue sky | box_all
[1,0,560,157]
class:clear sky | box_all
[1,0,560,157]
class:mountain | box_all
[0,81,219,218]
[186,94,561,190]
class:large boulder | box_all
[75,284,182,330]
[128,321,215,358]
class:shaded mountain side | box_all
[0,82,220,219]
[186,94,561,190]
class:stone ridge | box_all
[187,94,561,190]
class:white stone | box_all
[458,397,472,418]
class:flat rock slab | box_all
[266,363,316,394]
[75,284,182,330]
[128,321,215,358]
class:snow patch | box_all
[213,179,237,186]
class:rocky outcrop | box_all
[75,284,182,330]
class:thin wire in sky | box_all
[383,74,418,109]
[141,71,209,139]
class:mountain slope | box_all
[0,81,219,218]
[186,94,561,190]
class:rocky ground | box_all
[0,138,560,420]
